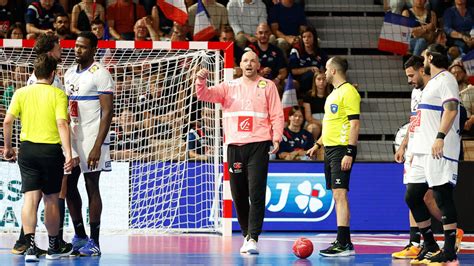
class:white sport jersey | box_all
[406,88,422,154]
[27,72,64,91]
[65,62,114,172]
[411,70,460,161]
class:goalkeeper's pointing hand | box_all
[197,69,209,80]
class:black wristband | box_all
[436,132,446,139]
[315,143,322,149]
[346,145,357,157]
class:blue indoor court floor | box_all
[0,232,473,265]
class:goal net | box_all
[0,40,232,235]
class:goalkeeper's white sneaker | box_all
[246,239,259,254]
[240,237,248,253]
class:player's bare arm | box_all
[88,94,113,170]
[395,127,409,163]
[2,114,16,161]
[432,100,458,159]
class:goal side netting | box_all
[0,40,233,235]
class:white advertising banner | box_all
[0,162,129,232]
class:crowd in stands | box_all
[1,0,473,162]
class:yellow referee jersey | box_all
[322,82,361,146]
[7,83,68,144]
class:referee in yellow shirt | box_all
[307,56,361,257]
[3,54,73,262]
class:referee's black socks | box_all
[409,227,421,245]
[337,226,351,246]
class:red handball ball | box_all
[293,237,314,259]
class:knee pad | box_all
[432,184,457,225]
[405,183,431,222]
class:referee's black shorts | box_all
[18,141,64,195]
[324,145,355,191]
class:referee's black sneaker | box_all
[319,240,356,257]
[425,250,458,264]
[24,246,40,262]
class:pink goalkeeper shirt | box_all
[196,76,284,145]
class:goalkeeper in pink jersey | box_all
[195,51,285,254]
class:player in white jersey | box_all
[406,44,461,264]
[392,55,443,259]
[64,32,114,257]
[12,33,73,257]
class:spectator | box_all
[443,0,474,53]
[91,18,107,40]
[107,0,147,40]
[25,0,66,39]
[0,0,23,38]
[277,106,314,160]
[134,16,159,41]
[53,13,75,40]
[449,62,474,134]
[188,0,229,40]
[227,0,267,49]
[111,107,143,160]
[402,0,437,56]
[7,23,25,39]
[219,26,244,67]
[170,21,191,41]
[289,27,327,96]
[150,5,172,39]
[303,72,330,140]
[268,0,307,55]
[186,121,209,160]
[70,0,105,35]
[247,23,288,91]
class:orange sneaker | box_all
[455,228,464,253]
[392,244,421,259]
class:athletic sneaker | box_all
[246,239,259,254]
[240,236,248,253]
[79,239,101,256]
[425,250,457,263]
[409,244,440,264]
[46,241,73,260]
[11,240,27,255]
[71,235,89,251]
[24,246,39,263]
[319,241,356,257]
[456,228,464,253]
[391,243,421,259]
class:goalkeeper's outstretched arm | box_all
[195,68,226,104]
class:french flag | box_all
[378,12,416,55]
[193,0,216,41]
[281,74,298,121]
[157,0,188,26]
[462,50,474,84]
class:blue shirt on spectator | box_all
[268,3,307,36]
[443,6,474,36]
[187,127,206,157]
[25,1,65,30]
[278,127,314,156]
[288,47,327,71]
[247,42,287,80]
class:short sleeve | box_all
[7,91,21,118]
[288,48,300,69]
[96,68,115,94]
[343,86,361,117]
[440,77,460,105]
[55,90,68,121]
[188,131,197,150]
[24,6,38,25]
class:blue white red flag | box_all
[281,74,298,121]
[462,50,474,84]
[378,12,416,55]
[193,0,215,41]
[157,0,188,26]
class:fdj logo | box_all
[264,173,334,221]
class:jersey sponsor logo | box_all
[238,116,253,132]
[89,65,99,73]
[257,80,267,89]
[69,100,79,118]
[409,110,421,132]
[330,104,338,114]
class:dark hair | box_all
[297,27,321,56]
[78,31,98,49]
[34,54,58,80]
[329,56,348,74]
[426,43,450,69]
[221,25,234,35]
[7,23,24,39]
[91,18,106,27]
[54,12,69,22]
[34,33,59,55]
[288,105,305,118]
[404,55,424,70]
